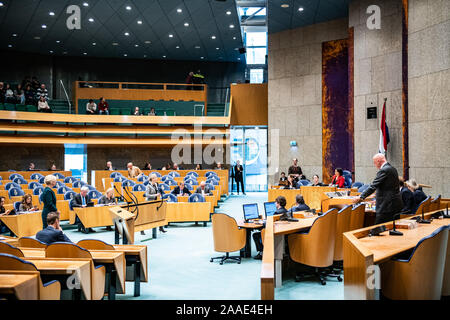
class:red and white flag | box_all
[378,99,390,154]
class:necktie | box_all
[82,196,86,206]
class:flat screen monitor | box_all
[264,202,277,217]
[243,203,259,221]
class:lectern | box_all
[109,206,135,244]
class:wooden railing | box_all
[73,81,208,114]
[261,216,275,300]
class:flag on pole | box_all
[379,99,390,155]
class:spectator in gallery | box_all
[105,161,117,171]
[98,97,109,115]
[49,163,57,171]
[127,162,143,179]
[36,83,49,101]
[27,162,36,171]
[133,106,142,115]
[185,71,194,89]
[143,162,152,170]
[38,95,52,113]
[86,99,97,114]
[4,83,15,103]
[214,162,223,170]
[0,82,5,104]
[148,107,156,116]
[161,163,172,170]
[195,164,202,170]
[15,84,25,105]
[24,84,35,105]
[31,76,40,91]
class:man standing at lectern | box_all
[353,153,403,224]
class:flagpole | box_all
[384,97,387,160]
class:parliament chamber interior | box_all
[0,0,449,307]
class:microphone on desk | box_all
[389,213,403,236]
[416,206,431,224]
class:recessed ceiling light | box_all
[56,40,60,43]
[41,24,47,29]
[298,7,304,12]
[195,45,200,49]
[124,54,128,56]
[216,47,219,50]
[124,32,130,36]
[176,46,180,49]
[169,34,173,38]
[226,11,231,15]
[83,52,87,55]
[229,24,234,28]
[126,6,131,10]
[144,40,151,44]
[137,20,142,24]
[63,51,67,55]
[177,8,182,13]
[92,42,96,46]
[8,44,12,48]
[200,56,204,59]
[112,42,119,46]
[144,55,147,58]
[88,18,94,22]
[134,44,139,47]
[281,4,289,8]
[49,11,55,16]
[12,34,17,37]
[83,2,89,7]
[0,2,4,7]
[49,50,53,53]
[237,57,241,60]
[211,35,216,39]
[233,36,237,40]
[184,22,189,27]
[34,36,40,40]
[162,55,166,58]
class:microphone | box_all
[443,203,450,219]
[389,213,403,236]
[113,184,124,202]
[416,206,431,224]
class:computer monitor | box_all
[264,202,277,218]
[243,203,259,221]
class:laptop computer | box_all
[243,203,260,222]
[264,201,277,218]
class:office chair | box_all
[28,181,42,190]
[18,237,48,248]
[349,203,366,231]
[110,172,122,179]
[381,226,448,299]
[53,172,65,179]
[30,173,44,180]
[210,213,246,265]
[13,177,27,185]
[288,208,339,285]
[400,196,431,218]
[8,187,24,198]
[352,181,364,189]
[64,176,78,183]
[64,191,77,201]
[77,239,114,250]
[429,195,441,212]
[0,241,25,257]
[8,173,23,180]
[358,184,370,193]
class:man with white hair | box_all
[353,153,403,224]
[195,181,213,196]
[144,173,166,233]
[127,162,142,178]
[72,186,94,233]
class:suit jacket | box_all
[145,183,164,200]
[276,207,291,220]
[171,186,191,196]
[36,226,72,245]
[291,203,310,212]
[72,193,92,208]
[41,187,57,215]
[400,186,414,214]
[330,175,345,188]
[195,186,212,196]
[360,162,403,218]
[98,195,116,205]
[233,165,244,181]
[412,189,427,214]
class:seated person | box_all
[98,188,116,205]
[144,174,164,201]
[86,99,97,114]
[252,196,290,260]
[142,162,152,170]
[27,162,36,171]
[214,162,222,170]
[37,95,52,113]
[148,107,156,116]
[171,181,191,197]
[18,194,39,212]
[49,163,57,171]
[105,160,117,171]
[36,212,72,245]
[329,168,345,188]
[278,172,288,186]
[195,181,213,196]
[399,177,414,214]
[172,163,182,170]
[72,186,95,233]
[127,162,143,178]
[0,196,14,234]
[195,164,202,170]
[282,175,297,189]
[291,194,310,212]
[406,179,427,214]
[98,97,109,115]
[133,106,142,115]
[311,174,325,186]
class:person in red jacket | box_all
[98,97,109,115]
[329,168,345,188]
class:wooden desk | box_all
[0,272,39,300]
[165,202,211,224]
[0,211,42,237]
[343,210,450,300]
[236,220,264,258]
[0,235,19,247]
[268,186,339,211]
[71,206,114,228]
[321,197,376,227]
[22,258,91,300]
[261,217,274,300]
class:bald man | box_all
[353,153,403,224]
[127,162,142,179]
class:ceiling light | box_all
[41,24,47,29]
[237,57,241,60]
[63,51,67,55]
[124,54,128,56]
[34,36,41,40]
[137,20,142,24]
[184,22,189,27]
[177,8,182,13]
[229,24,234,28]
[211,35,216,39]
[281,4,289,8]
[56,40,60,43]
[83,52,87,55]
[112,42,119,46]
[49,50,53,53]
[176,46,180,49]
[126,6,131,10]
[83,2,89,7]
[12,34,17,37]
[169,34,173,38]
[49,11,55,16]
[124,32,129,36]
[88,18,94,22]
[144,55,147,58]
[200,56,204,59]
[226,11,231,15]
[0,2,4,7]
[92,42,96,45]
[8,44,12,48]
[216,47,219,50]
[144,40,151,44]
[298,7,304,12]
[233,36,237,40]
[163,55,166,58]
[134,44,139,47]
[195,45,200,49]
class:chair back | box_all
[122,180,136,187]
[184,183,193,191]
[150,171,161,178]
[88,190,102,199]
[206,179,219,186]
[72,180,87,188]
[205,183,215,190]
[349,203,366,231]
[205,171,217,178]
[64,191,77,200]
[64,176,77,183]
[344,176,352,188]
[133,184,146,191]
[186,171,198,178]
[14,201,21,212]
[18,237,48,248]
[343,170,352,178]
[110,172,122,179]
[189,193,205,202]
[13,177,27,185]
[5,182,20,190]
[381,226,449,300]
[137,175,148,182]
[184,178,196,186]
[429,195,441,212]
[38,176,45,184]
[160,184,171,191]
[45,242,92,259]
[164,179,177,186]
[0,242,24,257]
[288,208,338,268]
[211,213,246,253]
[168,171,180,177]
[113,176,126,183]
[415,196,432,215]
[32,187,44,197]
[77,239,114,250]
[9,187,24,198]
[30,173,44,180]
[57,186,70,194]
[0,253,37,271]
[162,193,178,202]
[53,173,65,179]
[352,182,363,189]
[333,205,353,261]
[9,173,23,180]
[28,181,41,190]
[160,175,171,182]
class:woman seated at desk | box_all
[282,175,297,189]
[98,188,117,205]
[311,174,325,186]
[329,168,345,188]
[18,194,39,212]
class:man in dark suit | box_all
[234,160,245,195]
[195,181,213,196]
[105,161,117,171]
[36,212,72,245]
[171,182,191,196]
[291,194,311,212]
[353,153,403,224]
[399,177,414,214]
[71,187,94,233]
